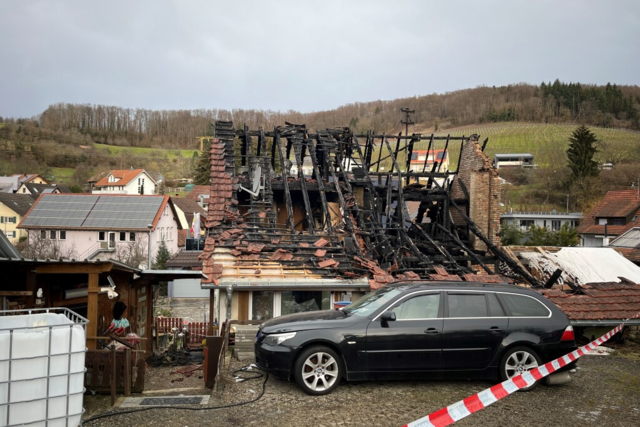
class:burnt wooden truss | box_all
[204,120,541,287]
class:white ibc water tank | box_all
[0,309,87,427]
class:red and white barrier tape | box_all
[404,323,625,427]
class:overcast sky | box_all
[1,0,638,118]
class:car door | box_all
[441,291,508,370]
[365,291,443,372]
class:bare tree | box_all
[112,240,148,269]
[19,233,77,260]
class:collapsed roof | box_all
[200,121,541,289]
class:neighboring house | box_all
[0,176,20,193]
[16,182,71,199]
[409,149,449,173]
[186,185,210,210]
[493,153,534,169]
[171,197,207,242]
[166,248,208,299]
[11,174,50,185]
[608,227,640,266]
[91,169,157,195]
[0,193,35,244]
[501,211,582,231]
[18,194,180,268]
[85,171,109,192]
[577,190,640,247]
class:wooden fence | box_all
[154,317,212,349]
[84,349,145,395]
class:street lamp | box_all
[147,224,153,269]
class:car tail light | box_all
[561,325,575,341]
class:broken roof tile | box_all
[246,243,266,253]
[314,238,330,247]
[318,259,339,268]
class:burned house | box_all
[200,121,541,322]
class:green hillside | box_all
[94,144,198,160]
[406,123,640,170]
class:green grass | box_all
[404,122,640,170]
[49,167,75,184]
[94,144,198,160]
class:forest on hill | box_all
[0,80,638,199]
[1,80,638,151]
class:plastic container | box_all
[0,308,87,427]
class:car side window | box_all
[487,292,506,317]
[394,294,440,320]
[448,293,487,318]
[499,293,550,317]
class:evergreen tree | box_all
[567,125,599,180]
[152,240,171,270]
[192,122,214,185]
[192,140,211,185]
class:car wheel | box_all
[293,346,342,395]
[500,346,542,391]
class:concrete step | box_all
[233,349,255,361]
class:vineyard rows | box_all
[406,122,640,170]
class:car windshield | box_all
[342,286,404,317]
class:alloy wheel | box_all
[300,351,339,392]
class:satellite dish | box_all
[252,165,262,194]
[239,165,264,198]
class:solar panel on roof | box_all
[21,194,165,229]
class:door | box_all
[108,232,116,249]
[366,292,443,372]
[441,292,508,370]
[237,291,250,321]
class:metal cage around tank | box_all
[0,307,88,427]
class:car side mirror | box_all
[380,311,396,322]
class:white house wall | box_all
[169,279,209,298]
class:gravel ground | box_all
[82,350,640,427]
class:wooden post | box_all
[87,273,99,350]
[209,289,215,335]
[124,347,132,396]
[110,344,117,406]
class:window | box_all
[280,291,330,316]
[394,294,440,320]
[50,230,56,240]
[59,230,66,240]
[119,232,126,241]
[40,230,46,239]
[552,220,561,231]
[498,293,550,317]
[448,294,487,318]
[487,293,505,317]
[99,231,106,241]
[519,220,534,228]
[252,291,275,320]
[598,218,608,225]
[613,218,624,225]
[130,232,136,241]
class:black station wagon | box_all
[255,281,577,395]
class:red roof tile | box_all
[578,190,640,236]
[541,282,640,320]
[94,169,149,187]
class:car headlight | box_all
[263,332,296,346]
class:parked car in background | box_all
[255,281,577,395]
